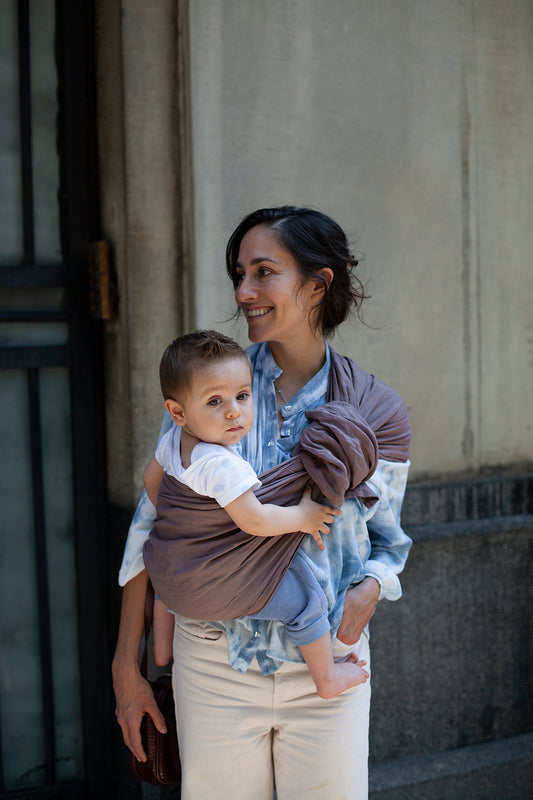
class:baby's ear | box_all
[165,398,186,426]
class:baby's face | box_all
[179,356,254,447]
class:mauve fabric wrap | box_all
[143,351,411,620]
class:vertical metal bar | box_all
[28,368,56,785]
[56,1,114,793]
[17,0,35,265]
[0,693,4,792]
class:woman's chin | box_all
[246,324,269,343]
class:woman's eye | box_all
[234,267,271,285]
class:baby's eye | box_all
[236,392,250,401]
[207,398,222,406]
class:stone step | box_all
[369,733,533,799]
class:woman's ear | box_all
[165,398,186,426]
[312,267,334,296]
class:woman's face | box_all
[234,224,323,345]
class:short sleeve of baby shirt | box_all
[180,442,261,507]
[154,426,184,479]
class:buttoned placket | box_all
[278,402,294,442]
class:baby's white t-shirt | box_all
[155,425,261,508]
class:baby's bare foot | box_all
[315,660,369,699]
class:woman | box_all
[113,206,412,799]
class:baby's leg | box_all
[152,596,175,666]
[253,553,368,698]
[299,634,369,699]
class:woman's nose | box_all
[235,274,257,304]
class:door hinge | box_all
[88,240,116,320]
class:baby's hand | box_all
[297,486,340,550]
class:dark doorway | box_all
[0,1,111,796]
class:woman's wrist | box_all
[112,649,140,678]
[361,576,380,597]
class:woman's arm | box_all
[364,460,412,597]
[225,485,339,549]
[113,413,174,758]
[336,577,380,645]
[337,459,411,644]
[111,570,167,762]
[143,456,164,507]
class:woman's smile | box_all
[245,307,271,318]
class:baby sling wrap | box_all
[143,351,411,620]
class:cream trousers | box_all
[172,619,371,800]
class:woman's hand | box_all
[112,661,166,762]
[336,577,380,645]
[112,570,167,762]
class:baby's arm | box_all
[143,456,165,506]
[225,486,339,550]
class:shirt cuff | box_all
[365,559,402,601]
[117,490,155,586]
[118,553,146,586]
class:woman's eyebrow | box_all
[236,256,279,268]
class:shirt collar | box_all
[253,341,330,409]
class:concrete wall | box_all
[188,0,533,482]
[368,513,533,798]
[96,0,194,507]
[98,0,533,499]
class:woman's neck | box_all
[268,335,327,396]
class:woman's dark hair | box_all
[226,206,367,337]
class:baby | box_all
[143,330,368,699]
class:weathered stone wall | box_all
[188,0,533,483]
[369,512,533,797]
[98,0,533,497]
[96,0,193,507]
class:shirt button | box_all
[280,428,291,438]
[284,404,292,414]
[254,631,261,638]
[267,440,274,447]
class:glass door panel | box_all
[29,0,60,262]
[0,1,23,262]
[0,370,45,790]
[40,368,83,784]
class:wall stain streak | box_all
[460,0,477,469]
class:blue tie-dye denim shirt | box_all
[119,342,411,675]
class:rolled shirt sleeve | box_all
[118,489,156,586]
[363,459,411,601]
[118,412,173,587]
